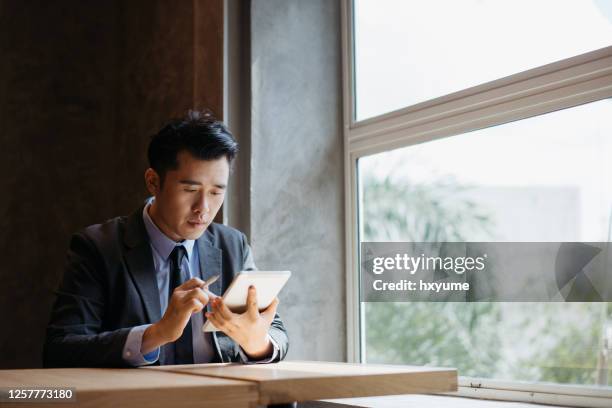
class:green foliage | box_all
[362,173,501,376]
[513,303,612,386]
[362,174,493,242]
[365,302,501,377]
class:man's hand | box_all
[141,278,211,354]
[206,286,278,359]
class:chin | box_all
[182,225,208,240]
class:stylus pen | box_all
[203,274,220,288]
[200,275,220,299]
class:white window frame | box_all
[341,0,612,406]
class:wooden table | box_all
[0,367,257,408]
[145,361,458,406]
[0,361,456,407]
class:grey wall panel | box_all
[249,0,346,361]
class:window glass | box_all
[359,99,612,386]
[354,0,612,120]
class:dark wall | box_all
[0,0,223,368]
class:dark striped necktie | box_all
[169,245,193,364]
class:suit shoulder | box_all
[205,223,247,245]
[206,222,246,239]
[63,214,130,277]
[79,215,128,243]
[71,215,129,265]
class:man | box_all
[43,110,288,368]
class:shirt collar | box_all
[142,197,195,261]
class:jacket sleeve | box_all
[241,234,289,362]
[43,232,132,368]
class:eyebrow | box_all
[179,179,227,189]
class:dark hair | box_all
[148,110,238,184]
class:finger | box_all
[186,298,204,314]
[179,277,206,291]
[205,312,224,329]
[213,297,234,321]
[260,297,279,322]
[206,311,239,333]
[185,287,210,307]
[202,288,219,300]
[246,285,259,319]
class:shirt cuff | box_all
[122,324,160,366]
[238,333,279,364]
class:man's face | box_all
[146,151,229,241]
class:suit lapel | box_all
[123,206,162,324]
[197,232,223,307]
[122,206,223,324]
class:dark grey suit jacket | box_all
[43,205,289,368]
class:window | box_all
[360,99,612,386]
[354,0,612,120]
[343,0,612,404]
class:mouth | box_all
[187,219,208,227]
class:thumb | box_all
[246,285,259,319]
[179,278,206,291]
[261,297,279,323]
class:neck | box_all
[148,201,183,242]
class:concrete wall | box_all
[248,0,346,361]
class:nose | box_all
[193,192,211,215]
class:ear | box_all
[144,168,160,196]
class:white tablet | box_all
[202,270,291,332]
